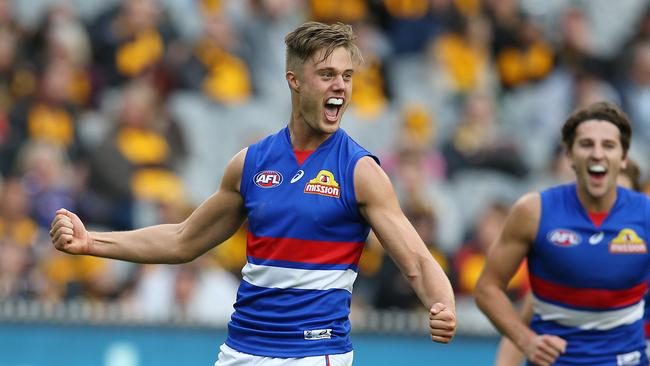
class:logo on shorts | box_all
[254,170,283,188]
[547,229,581,247]
[616,350,641,365]
[304,328,332,340]
[304,170,340,198]
[609,229,647,254]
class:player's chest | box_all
[535,221,650,282]
[246,164,351,225]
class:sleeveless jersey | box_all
[226,127,377,357]
[529,183,650,365]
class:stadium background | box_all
[2,0,650,364]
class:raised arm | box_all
[50,148,248,264]
[474,193,566,366]
[354,156,456,343]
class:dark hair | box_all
[284,22,362,72]
[561,101,632,156]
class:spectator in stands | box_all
[442,92,528,179]
[0,178,42,301]
[620,40,650,145]
[378,0,460,55]
[453,201,529,300]
[428,15,493,96]
[16,141,76,230]
[374,202,448,309]
[28,4,93,109]
[7,59,84,170]
[87,0,180,93]
[176,10,253,105]
[308,0,368,25]
[87,79,186,230]
[0,26,37,176]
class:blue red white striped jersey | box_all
[529,183,650,365]
[226,127,377,357]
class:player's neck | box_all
[288,118,333,151]
[576,186,617,213]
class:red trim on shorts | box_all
[325,355,331,366]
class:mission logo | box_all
[304,170,340,198]
[609,229,647,254]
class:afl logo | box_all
[547,229,581,247]
[254,170,283,188]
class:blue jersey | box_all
[529,183,650,365]
[226,127,377,357]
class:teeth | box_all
[588,165,606,173]
[326,98,343,106]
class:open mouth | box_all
[324,97,343,122]
[587,164,607,181]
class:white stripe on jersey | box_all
[532,295,644,330]
[242,263,357,292]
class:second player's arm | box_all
[475,193,565,366]
[493,294,534,366]
[52,149,248,264]
[354,156,455,341]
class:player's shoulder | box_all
[618,186,650,208]
[510,192,541,220]
[222,147,249,190]
[500,192,541,241]
[353,155,384,180]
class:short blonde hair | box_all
[284,22,363,72]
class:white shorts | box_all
[214,343,354,366]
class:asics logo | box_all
[589,232,604,245]
[290,170,304,183]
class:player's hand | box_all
[49,208,91,255]
[523,333,567,366]
[429,303,456,343]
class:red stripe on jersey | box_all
[247,231,364,265]
[531,275,647,309]
[645,321,650,338]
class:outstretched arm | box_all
[475,193,566,366]
[354,156,456,343]
[50,149,248,264]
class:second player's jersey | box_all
[226,127,376,357]
[529,183,650,365]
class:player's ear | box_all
[565,146,575,170]
[286,71,300,92]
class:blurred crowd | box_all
[3,0,650,325]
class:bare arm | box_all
[494,294,533,366]
[50,149,248,264]
[475,193,566,366]
[354,156,455,343]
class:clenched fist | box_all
[429,303,456,343]
[524,334,567,366]
[49,208,91,255]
